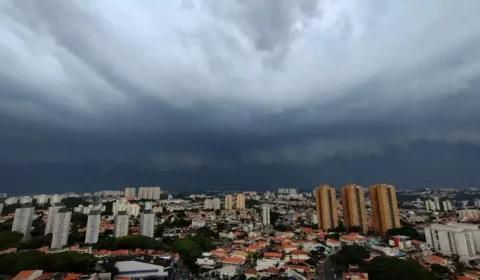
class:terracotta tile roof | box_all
[283,244,297,249]
[220,257,245,264]
[266,267,280,274]
[343,272,369,280]
[35,273,54,280]
[467,270,480,277]
[245,269,257,275]
[291,250,308,255]
[456,277,471,280]
[63,274,81,280]
[264,252,283,258]
[14,271,38,280]
[111,249,129,256]
[427,255,447,265]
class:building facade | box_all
[225,195,233,210]
[139,210,155,238]
[262,204,271,225]
[45,204,63,235]
[341,184,368,234]
[50,208,72,249]
[114,211,130,238]
[236,194,246,210]
[315,185,339,231]
[425,223,480,261]
[138,186,161,200]
[85,211,101,244]
[124,187,136,197]
[369,183,401,236]
[12,205,35,239]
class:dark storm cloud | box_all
[1,0,480,174]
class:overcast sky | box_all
[1,0,480,194]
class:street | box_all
[321,258,337,280]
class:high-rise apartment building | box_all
[369,183,401,236]
[124,187,136,197]
[262,204,270,225]
[204,199,213,210]
[236,194,246,210]
[212,198,221,210]
[139,210,155,238]
[0,203,4,215]
[45,204,63,235]
[341,184,368,234]
[50,194,62,205]
[225,195,233,210]
[315,185,338,231]
[138,186,161,200]
[85,210,101,244]
[50,208,72,249]
[425,223,480,260]
[114,211,130,238]
[126,203,140,217]
[12,205,35,239]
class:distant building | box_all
[370,184,401,236]
[139,210,155,238]
[315,185,338,231]
[0,203,4,215]
[474,199,480,208]
[45,204,63,235]
[114,211,130,238]
[85,210,101,244]
[425,223,480,262]
[138,186,161,200]
[236,194,246,210]
[212,198,221,210]
[262,204,270,225]
[50,194,62,205]
[126,203,140,217]
[35,194,49,205]
[51,208,72,249]
[341,184,367,234]
[225,195,233,210]
[124,187,136,197]
[204,199,213,210]
[458,209,480,220]
[12,205,35,239]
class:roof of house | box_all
[291,250,308,255]
[220,257,245,264]
[35,273,55,280]
[245,269,257,275]
[264,252,283,258]
[466,270,480,277]
[63,274,81,280]
[266,267,280,274]
[343,272,369,280]
[427,255,447,265]
[13,270,41,280]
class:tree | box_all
[17,234,52,250]
[331,221,346,233]
[0,231,23,250]
[215,209,221,216]
[349,226,362,233]
[330,245,370,271]
[154,225,165,237]
[430,264,452,280]
[365,256,437,280]
[175,210,186,218]
[386,227,420,239]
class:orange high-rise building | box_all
[315,185,339,231]
[369,183,401,236]
[341,184,368,234]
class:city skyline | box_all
[2,1,480,193]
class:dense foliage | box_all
[386,226,420,239]
[93,235,165,250]
[0,251,96,274]
[366,256,437,280]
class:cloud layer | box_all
[1,0,480,179]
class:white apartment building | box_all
[139,210,155,238]
[50,194,62,204]
[204,199,213,210]
[262,204,270,225]
[0,203,4,215]
[127,203,140,217]
[278,188,298,196]
[124,187,136,197]
[19,196,33,204]
[50,208,72,249]
[459,210,480,220]
[475,199,480,208]
[35,194,49,205]
[145,201,153,211]
[138,187,161,200]
[113,198,128,215]
[212,198,221,210]
[45,204,64,235]
[225,195,233,210]
[425,223,480,262]
[5,197,19,205]
[12,205,35,239]
[85,211,101,244]
[114,211,130,238]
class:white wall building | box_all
[262,204,270,225]
[19,196,33,204]
[139,210,155,238]
[50,208,72,249]
[50,194,62,205]
[45,204,63,235]
[113,198,128,215]
[114,211,130,238]
[127,203,140,217]
[85,211,101,244]
[138,187,161,200]
[115,261,168,279]
[124,187,136,197]
[459,210,480,220]
[12,205,35,239]
[35,194,49,205]
[212,198,221,210]
[5,197,18,205]
[425,223,480,261]
[204,199,213,210]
